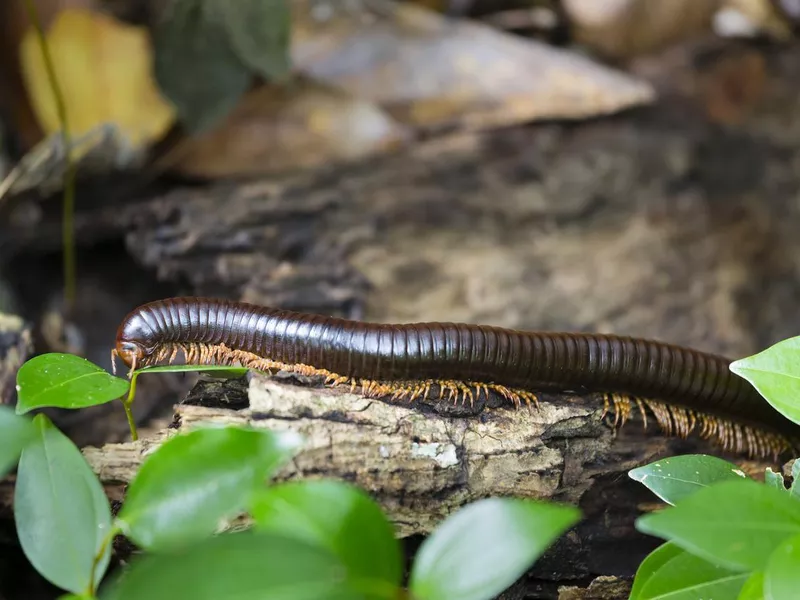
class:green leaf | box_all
[17,353,127,413]
[790,460,800,499]
[738,572,765,600]
[99,531,364,600]
[250,480,401,588]
[764,468,786,491]
[115,425,302,551]
[629,542,684,599]
[629,454,747,505]
[16,353,129,415]
[636,479,800,572]
[220,0,291,80]
[133,364,249,378]
[729,337,800,424]
[408,498,580,600]
[14,415,112,594]
[0,406,34,477]
[764,532,800,600]
[632,545,748,600]
[153,0,251,133]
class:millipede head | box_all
[112,340,145,375]
[114,304,164,376]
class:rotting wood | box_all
[0,368,775,594]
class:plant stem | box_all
[122,373,140,441]
[23,0,77,313]
[87,524,121,596]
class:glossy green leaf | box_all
[409,498,580,600]
[14,415,112,594]
[99,531,365,600]
[250,480,401,587]
[153,0,251,133]
[629,542,684,599]
[629,454,746,505]
[632,544,748,600]
[16,353,129,414]
[729,337,800,424]
[764,532,800,600]
[738,572,765,600]
[116,425,302,550]
[0,406,34,477]
[637,479,800,571]
[764,468,786,492]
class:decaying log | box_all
[2,368,763,595]
[80,370,751,535]
[86,373,611,536]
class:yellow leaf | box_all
[19,8,174,148]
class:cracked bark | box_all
[86,372,612,535]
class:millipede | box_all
[112,297,800,460]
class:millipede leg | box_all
[514,389,540,412]
[324,373,351,387]
[484,383,519,408]
[456,381,475,407]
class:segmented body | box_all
[113,297,799,458]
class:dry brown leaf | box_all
[290,0,654,131]
[563,0,724,60]
[564,0,792,60]
[19,7,174,148]
[0,123,139,201]
[167,76,411,179]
